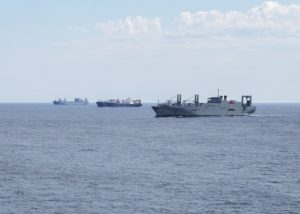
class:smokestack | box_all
[194,94,199,105]
[177,94,181,105]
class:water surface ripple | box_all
[0,104,299,213]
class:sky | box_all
[1,0,300,103]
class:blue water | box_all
[0,104,299,214]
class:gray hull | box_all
[152,104,256,117]
[53,101,88,105]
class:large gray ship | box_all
[152,94,256,117]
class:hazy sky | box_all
[1,0,300,102]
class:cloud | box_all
[95,16,161,36]
[177,1,300,37]
[63,1,300,44]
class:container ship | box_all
[96,98,142,107]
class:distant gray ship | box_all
[152,94,256,117]
[96,98,142,107]
[53,98,89,105]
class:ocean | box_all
[0,103,299,214]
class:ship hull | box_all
[53,101,88,105]
[96,102,142,107]
[152,104,256,117]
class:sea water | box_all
[0,104,299,214]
